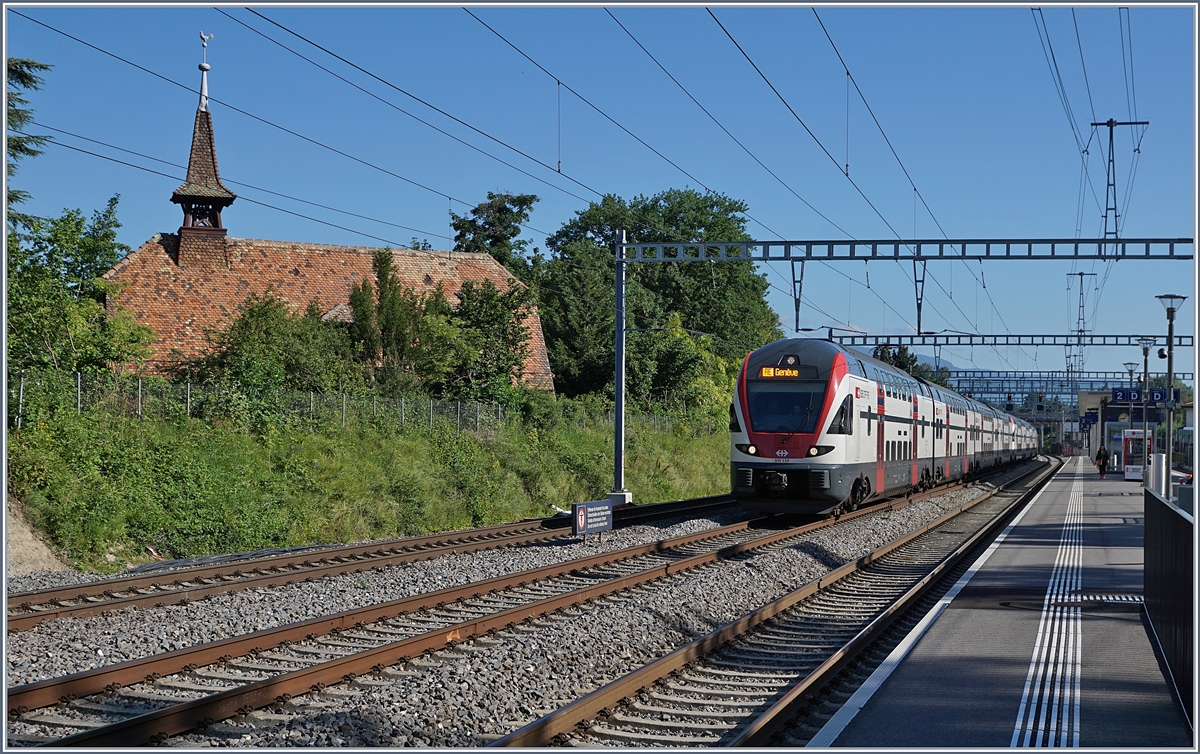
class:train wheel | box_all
[849,478,867,511]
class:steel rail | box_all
[6,495,735,631]
[23,476,975,746]
[6,514,755,719]
[489,457,1058,747]
[730,458,1062,745]
[8,479,973,721]
[37,515,834,746]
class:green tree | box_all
[181,293,358,394]
[6,57,52,211]
[7,197,153,374]
[445,279,533,402]
[911,362,951,387]
[872,344,919,373]
[451,192,541,281]
[540,188,782,397]
[347,251,465,395]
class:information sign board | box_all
[1147,388,1182,404]
[1113,388,1182,404]
[572,500,614,536]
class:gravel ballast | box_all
[7,460,1047,747]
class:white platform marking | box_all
[806,456,1060,748]
[1011,458,1084,747]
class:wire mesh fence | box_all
[5,370,717,435]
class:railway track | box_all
[492,456,1061,747]
[4,471,987,747]
[6,495,736,632]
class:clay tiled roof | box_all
[104,235,554,390]
[171,109,236,205]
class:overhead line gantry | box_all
[621,237,1193,333]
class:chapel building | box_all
[104,49,553,390]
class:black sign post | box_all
[572,500,614,542]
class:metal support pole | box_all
[613,229,628,496]
[17,370,25,430]
[791,259,805,332]
[1165,312,1176,496]
[913,259,927,334]
[1142,344,1151,489]
[187,382,192,418]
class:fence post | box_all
[429,399,433,426]
[186,382,192,418]
[475,401,480,432]
[76,372,82,414]
[17,370,25,430]
[373,395,377,418]
[341,393,346,429]
[138,378,143,419]
[457,401,461,432]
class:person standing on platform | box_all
[1095,445,1110,479]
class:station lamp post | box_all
[1124,362,1138,392]
[1156,294,1187,498]
[1138,336,1156,489]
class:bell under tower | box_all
[170,31,236,268]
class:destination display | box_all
[759,366,800,378]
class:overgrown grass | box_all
[6,412,730,572]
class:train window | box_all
[828,395,853,435]
[746,380,826,433]
[729,403,741,433]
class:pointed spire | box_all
[198,31,212,112]
[171,31,235,212]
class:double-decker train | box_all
[730,338,1038,515]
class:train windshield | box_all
[746,381,826,433]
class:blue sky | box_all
[5,4,1196,377]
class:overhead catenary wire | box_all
[10,10,694,262]
[710,9,1015,367]
[29,121,455,241]
[812,9,1029,369]
[604,8,915,332]
[233,8,783,256]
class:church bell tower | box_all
[171,32,236,268]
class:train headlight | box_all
[807,445,834,457]
[735,443,758,456]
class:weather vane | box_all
[200,31,214,65]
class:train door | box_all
[853,382,866,463]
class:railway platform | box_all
[811,456,1193,748]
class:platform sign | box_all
[1085,410,1099,423]
[1113,388,1182,404]
[1147,388,1182,405]
[572,500,613,536]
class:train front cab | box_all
[730,340,874,514]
